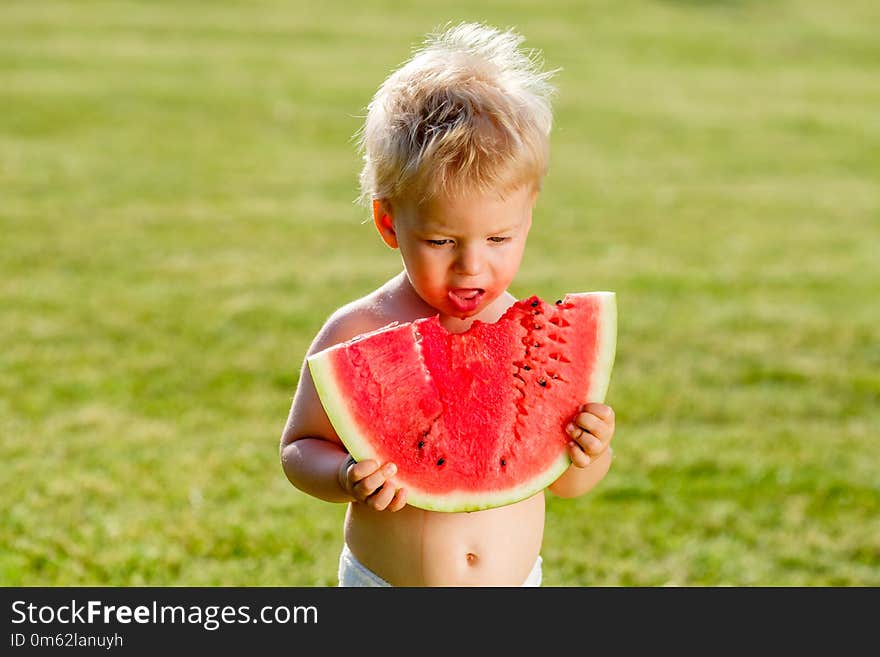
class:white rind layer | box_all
[307,292,617,513]
[566,291,617,403]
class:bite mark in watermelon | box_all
[308,291,617,512]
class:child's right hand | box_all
[338,457,408,512]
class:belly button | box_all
[466,552,478,566]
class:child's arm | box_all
[548,403,616,498]
[279,310,406,511]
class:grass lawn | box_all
[1,0,878,585]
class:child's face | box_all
[375,184,536,319]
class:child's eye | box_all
[427,239,452,246]
[488,236,509,243]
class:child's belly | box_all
[344,492,545,586]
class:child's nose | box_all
[454,245,483,276]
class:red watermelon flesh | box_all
[308,291,616,512]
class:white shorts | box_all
[338,543,542,587]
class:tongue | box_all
[448,289,483,313]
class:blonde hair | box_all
[356,22,557,206]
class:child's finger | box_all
[575,411,609,442]
[575,431,604,456]
[387,487,407,512]
[581,403,614,423]
[351,475,382,500]
[352,462,397,499]
[366,482,397,511]
[567,441,591,468]
[349,459,380,482]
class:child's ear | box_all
[372,199,399,249]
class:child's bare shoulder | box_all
[307,280,409,356]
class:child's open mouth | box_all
[448,288,485,313]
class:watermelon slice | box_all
[308,291,617,512]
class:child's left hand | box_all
[565,403,615,468]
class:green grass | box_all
[2,0,878,586]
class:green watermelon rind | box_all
[405,453,571,512]
[307,291,617,513]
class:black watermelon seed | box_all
[533,342,540,348]
[531,299,539,307]
[523,365,531,371]
[538,378,547,387]
[500,459,507,467]
[437,458,445,466]
[418,440,425,449]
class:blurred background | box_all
[1,0,877,585]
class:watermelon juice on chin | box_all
[308,291,617,513]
